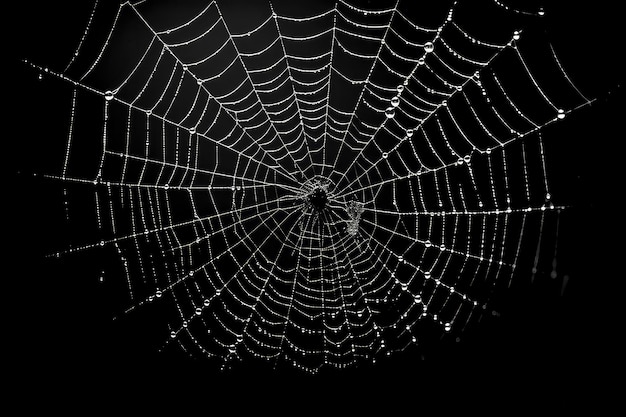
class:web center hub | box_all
[309,187,328,211]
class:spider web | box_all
[20,0,594,373]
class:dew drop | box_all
[557,109,565,119]
[396,85,404,94]
[444,322,452,332]
[391,96,400,107]
[204,299,210,307]
[38,73,43,81]
[403,79,409,86]
[384,107,395,119]
[104,91,114,101]
[182,64,188,71]
[418,57,425,65]
[513,31,521,41]
[425,240,432,248]
[170,331,177,339]
[189,127,196,134]
[195,307,202,316]
[424,271,431,278]
[406,128,414,138]
[156,290,162,298]
[463,155,471,163]
[424,42,434,53]
[538,7,545,16]
[164,184,169,190]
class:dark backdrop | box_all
[5,0,623,412]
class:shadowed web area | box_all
[7,0,623,393]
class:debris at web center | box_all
[346,200,365,236]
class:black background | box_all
[6,0,623,412]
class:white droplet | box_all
[104,91,114,101]
[170,331,177,338]
[424,271,431,278]
[444,322,452,332]
[463,155,471,163]
[546,193,552,200]
[513,31,521,41]
[403,79,409,86]
[164,184,169,190]
[182,64,188,71]
[418,57,425,65]
[425,240,432,248]
[457,157,464,165]
[424,42,434,53]
[557,109,565,119]
[396,85,404,94]
[538,7,545,16]
[190,127,196,134]
[406,128,414,138]
[204,299,210,307]
[384,107,395,119]
[391,96,400,107]
[156,290,162,298]
[195,307,202,316]
[146,109,152,116]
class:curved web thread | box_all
[25,0,593,373]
